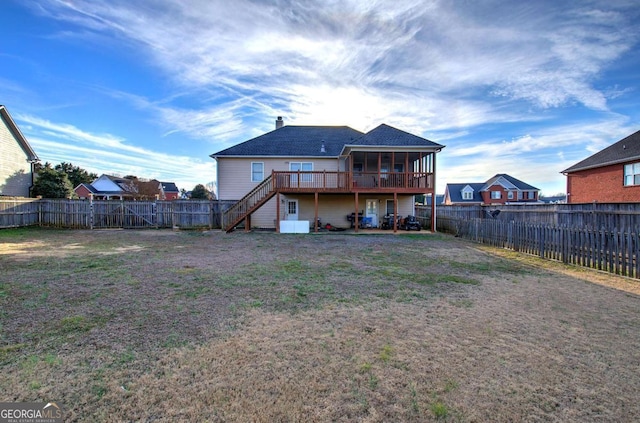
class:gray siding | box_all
[0,115,32,197]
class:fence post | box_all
[89,196,94,230]
[210,199,214,230]
[154,201,158,229]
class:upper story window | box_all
[290,162,313,182]
[508,191,514,200]
[491,191,502,200]
[624,163,640,186]
[251,162,264,182]
[462,191,473,200]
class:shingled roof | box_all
[211,126,364,157]
[353,124,444,148]
[562,130,640,173]
[482,174,539,191]
[210,123,443,158]
[444,183,485,203]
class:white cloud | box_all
[28,0,640,137]
[436,116,636,194]
[17,115,215,192]
[12,0,640,198]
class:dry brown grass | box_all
[1,228,639,422]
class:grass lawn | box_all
[1,227,639,422]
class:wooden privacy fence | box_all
[0,198,40,228]
[421,203,640,229]
[0,199,235,230]
[438,216,640,279]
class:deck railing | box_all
[273,171,434,192]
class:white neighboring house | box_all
[0,105,39,197]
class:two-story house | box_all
[443,174,540,205]
[0,105,39,197]
[211,118,444,232]
[562,129,640,203]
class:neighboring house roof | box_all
[540,195,566,203]
[0,105,39,162]
[75,175,177,199]
[562,130,640,173]
[210,123,444,158]
[481,174,539,191]
[75,183,99,194]
[161,182,179,192]
[444,183,485,203]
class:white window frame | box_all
[290,162,313,182]
[462,191,473,200]
[490,191,502,200]
[251,162,264,182]
[508,191,514,200]
[624,163,640,186]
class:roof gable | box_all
[482,174,539,191]
[351,124,444,149]
[0,105,39,161]
[562,130,640,173]
[92,175,124,192]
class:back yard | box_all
[1,228,639,422]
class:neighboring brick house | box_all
[211,118,444,232]
[0,105,39,197]
[562,130,640,203]
[443,174,540,205]
[75,175,180,200]
[160,182,180,200]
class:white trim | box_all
[251,162,264,182]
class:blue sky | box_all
[2,0,639,196]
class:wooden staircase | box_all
[223,175,275,232]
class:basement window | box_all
[624,163,640,186]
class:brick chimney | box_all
[276,116,284,129]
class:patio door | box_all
[366,199,378,227]
[286,199,299,220]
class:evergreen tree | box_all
[32,163,73,198]
[54,162,98,188]
[190,184,211,199]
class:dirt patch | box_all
[0,228,639,422]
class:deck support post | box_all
[354,192,359,233]
[276,192,280,233]
[431,153,437,233]
[393,192,398,233]
[245,214,251,232]
[314,192,319,232]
